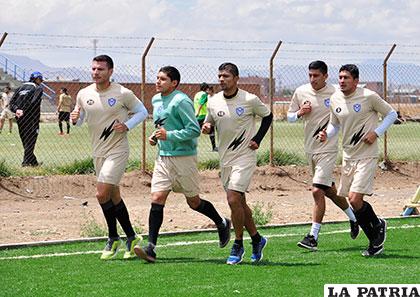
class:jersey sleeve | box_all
[204,100,215,124]
[369,93,394,116]
[288,90,300,113]
[252,95,270,117]
[199,93,208,105]
[166,99,200,141]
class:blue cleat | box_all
[251,236,267,263]
[226,243,245,265]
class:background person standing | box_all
[9,72,44,167]
[57,87,72,135]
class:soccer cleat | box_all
[350,220,360,239]
[226,243,245,265]
[297,234,318,251]
[251,236,268,263]
[100,237,122,260]
[372,218,387,248]
[217,218,231,248]
[123,235,142,259]
[362,245,384,257]
[134,242,156,263]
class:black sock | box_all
[66,122,70,134]
[234,239,243,247]
[114,199,135,238]
[354,202,376,242]
[251,232,262,245]
[100,200,118,238]
[149,203,164,245]
[192,199,223,226]
[363,201,381,226]
[58,122,63,133]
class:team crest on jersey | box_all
[108,98,116,107]
[353,103,361,112]
[157,105,164,114]
[217,111,225,117]
[336,107,342,113]
[324,98,330,107]
[236,107,244,116]
[87,99,94,105]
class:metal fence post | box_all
[141,37,155,173]
[269,41,282,166]
[383,43,396,163]
[0,32,7,48]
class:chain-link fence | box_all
[0,33,419,178]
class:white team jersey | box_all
[329,87,394,160]
[76,83,141,157]
[205,89,270,167]
[288,83,338,154]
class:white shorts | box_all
[94,152,128,185]
[221,161,256,193]
[306,152,337,187]
[338,158,377,196]
[0,108,14,120]
[151,155,200,198]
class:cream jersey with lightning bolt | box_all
[76,83,141,157]
[288,83,338,154]
[205,89,270,167]
[329,87,394,160]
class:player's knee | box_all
[187,197,201,209]
[95,191,108,203]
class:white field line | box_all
[1,224,418,261]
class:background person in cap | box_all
[9,71,44,166]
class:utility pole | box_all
[93,39,98,57]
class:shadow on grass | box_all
[134,256,321,267]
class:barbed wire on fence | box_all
[0,34,419,176]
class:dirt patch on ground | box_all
[1,162,419,244]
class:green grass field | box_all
[0,120,419,174]
[1,218,419,297]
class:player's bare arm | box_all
[112,119,128,132]
[154,126,167,140]
[70,105,81,124]
[201,122,212,134]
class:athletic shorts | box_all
[306,152,337,187]
[221,161,256,193]
[58,111,70,122]
[338,158,378,197]
[94,152,128,185]
[151,155,200,198]
[0,108,14,120]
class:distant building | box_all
[392,86,419,103]
[239,76,272,99]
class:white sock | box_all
[309,222,321,240]
[344,207,356,222]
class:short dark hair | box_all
[159,66,181,87]
[200,82,209,91]
[93,55,114,69]
[61,87,68,94]
[308,60,328,74]
[218,62,239,76]
[339,64,359,79]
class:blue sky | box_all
[0,0,419,67]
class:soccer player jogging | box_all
[70,55,148,260]
[134,66,230,263]
[319,64,397,256]
[202,62,273,265]
[287,61,359,251]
